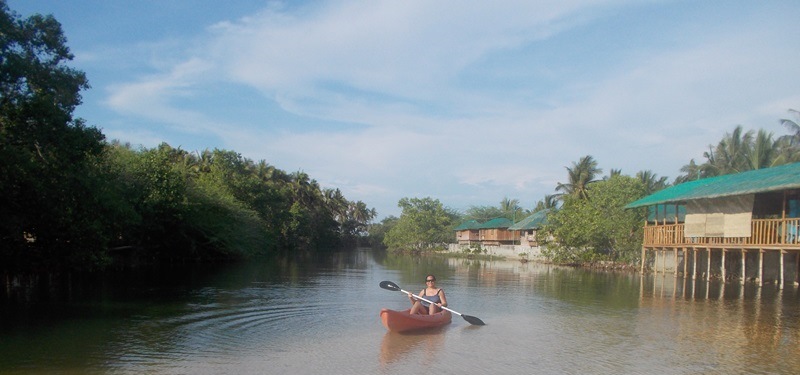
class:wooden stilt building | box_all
[626,162,800,288]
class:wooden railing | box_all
[643,218,800,247]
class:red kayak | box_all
[380,308,452,332]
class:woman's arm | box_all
[409,289,424,304]
[438,289,447,307]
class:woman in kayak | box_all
[409,274,448,315]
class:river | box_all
[1,248,798,374]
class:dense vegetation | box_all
[381,197,459,252]
[0,2,374,271]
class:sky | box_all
[8,0,800,219]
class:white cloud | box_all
[93,0,800,217]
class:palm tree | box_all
[533,194,558,212]
[348,201,376,226]
[290,171,314,205]
[773,136,800,166]
[555,155,602,200]
[779,109,800,146]
[675,159,702,184]
[605,168,622,180]
[745,129,777,170]
[710,125,754,175]
[500,197,523,222]
[636,170,669,195]
[323,188,349,224]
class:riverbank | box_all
[445,243,543,262]
[443,244,639,272]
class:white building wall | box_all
[447,243,544,261]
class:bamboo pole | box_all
[707,248,712,281]
[758,249,764,287]
[721,248,727,281]
[692,248,698,280]
[674,248,679,277]
[683,248,688,278]
[641,246,646,274]
[741,249,746,285]
[779,250,785,290]
[796,250,799,286]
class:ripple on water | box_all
[105,283,359,367]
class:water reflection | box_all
[379,329,445,367]
[1,250,798,374]
[637,274,800,372]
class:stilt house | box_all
[625,162,800,288]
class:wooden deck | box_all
[641,218,800,288]
[643,218,800,249]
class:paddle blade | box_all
[379,280,401,292]
[462,315,486,326]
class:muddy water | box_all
[1,249,798,374]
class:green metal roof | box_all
[626,162,800,208]
[508,209,550,230]
[453,219,481,231]
[477,217,513,229]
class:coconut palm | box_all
[533,194,559,212]
[348,200,376,226]
[779,109,800,146]
[675,159,702,184]
[605,168,622,180]
[500,197,524,222]
[323,188,349,224]
[555,155,602,200]
[745,129,777,170]
[709,125,754,175]
[636,170,669,195]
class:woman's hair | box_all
[426,274,436,281]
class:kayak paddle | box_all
[379,280,485,326]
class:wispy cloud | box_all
[94,0,800,217]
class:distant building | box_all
[454,219,481,245]
[477,217,518,246]
[454,217,519,246]
[508,209,550,247]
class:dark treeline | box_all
[0,2,375,271]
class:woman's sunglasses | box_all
[426,279,435,282]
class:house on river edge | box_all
[626,161,800,288]
[448,209,550,260]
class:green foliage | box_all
[676,119,800,184]
[462,205,505,222]
[0,2,111,269]
[366,216,398,248]
[544,175,647,264]
[533,194,559,212]
[100,143,360,260]
[383,197,458,252]
[464,197,529,223]
[555,155,602,200]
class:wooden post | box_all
[796,251,800,286]
[662,249,667,274]
[758,249,764,287]
[779,250,785,290]
[641,247,646,274]
[721,248,727,281]
[707,248,712,281]
[674,248,679,276]
[741,249,747,285]
[692,248,698,280]
[683,248,688,278]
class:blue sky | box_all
[9,0,800,219]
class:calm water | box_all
[1,248,798,374]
